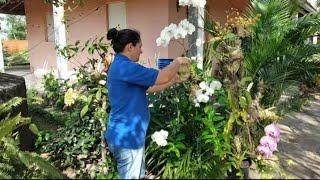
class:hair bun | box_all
[107,28,118,40]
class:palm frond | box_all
[244,0,320,106]
[287,11,320,44]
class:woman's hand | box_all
[175,57,191,65]
[173,74,183,84]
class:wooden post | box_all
[53,1,68,79]
[0,39,4,73]
[188,6,204,70]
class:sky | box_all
[0,13,8,39]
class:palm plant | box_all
[244,0,320,107]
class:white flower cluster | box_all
[190,55,203,70]
[194,80,222,107]
[179,0,206,8]
[99,80,106,85]
[151,129,169,147]
[156,19,195,47]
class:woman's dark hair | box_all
[107,28,141,53]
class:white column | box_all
[0,39,4,73]
[188,6,205,70]
[53,2,68,79]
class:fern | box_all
[0,162,13,179]
[0,97,23,117]
[2,138,64,179]
[18,152,64,179]
[0,97,64,179]
[0,113,31,140]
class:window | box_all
[108,2,126,29]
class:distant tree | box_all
[4,15,27,40]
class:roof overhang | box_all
[0,0,25,16]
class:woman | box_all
[105,28,190,179]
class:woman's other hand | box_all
[175,57,191,65]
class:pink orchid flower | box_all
[257,144,273,158]
[260,135,278,151]
[264,123,281,142]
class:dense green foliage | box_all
[36,37,118,179]
[13,0,320,179]
[4,50,29,67]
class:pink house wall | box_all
[25,0,56,72]
[127,0,167,67]
[25,0,250,72]
[25,0,109,72]
[126,0,188,67]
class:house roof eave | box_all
[0,0,25,16]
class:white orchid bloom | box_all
[196,93,210,103]
[196,58,203,70]
[193,99,200,107]
[205,88,214,96]
[210,80,222,90]
[179,0,191,6]
[190,56,197,61]
[160,30,171,41]
[156,37,163,47]
[151,130,169,147]
[179,19,195,35]
[99,80,106,85]
[167,23,178,38]
[186,23,195,35]
[156,36,170,47]
[247,82,254,92]
[199,81,208,90]
[196,38,204,47]
[173,27,186,39]
[101,72,107,76]
[179,0,206,8]
[191,0,206,8]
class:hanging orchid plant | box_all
[149,0,283,178]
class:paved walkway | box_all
[277,94,320,179]
[5,66,41,90]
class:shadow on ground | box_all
[277,94,320,179]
